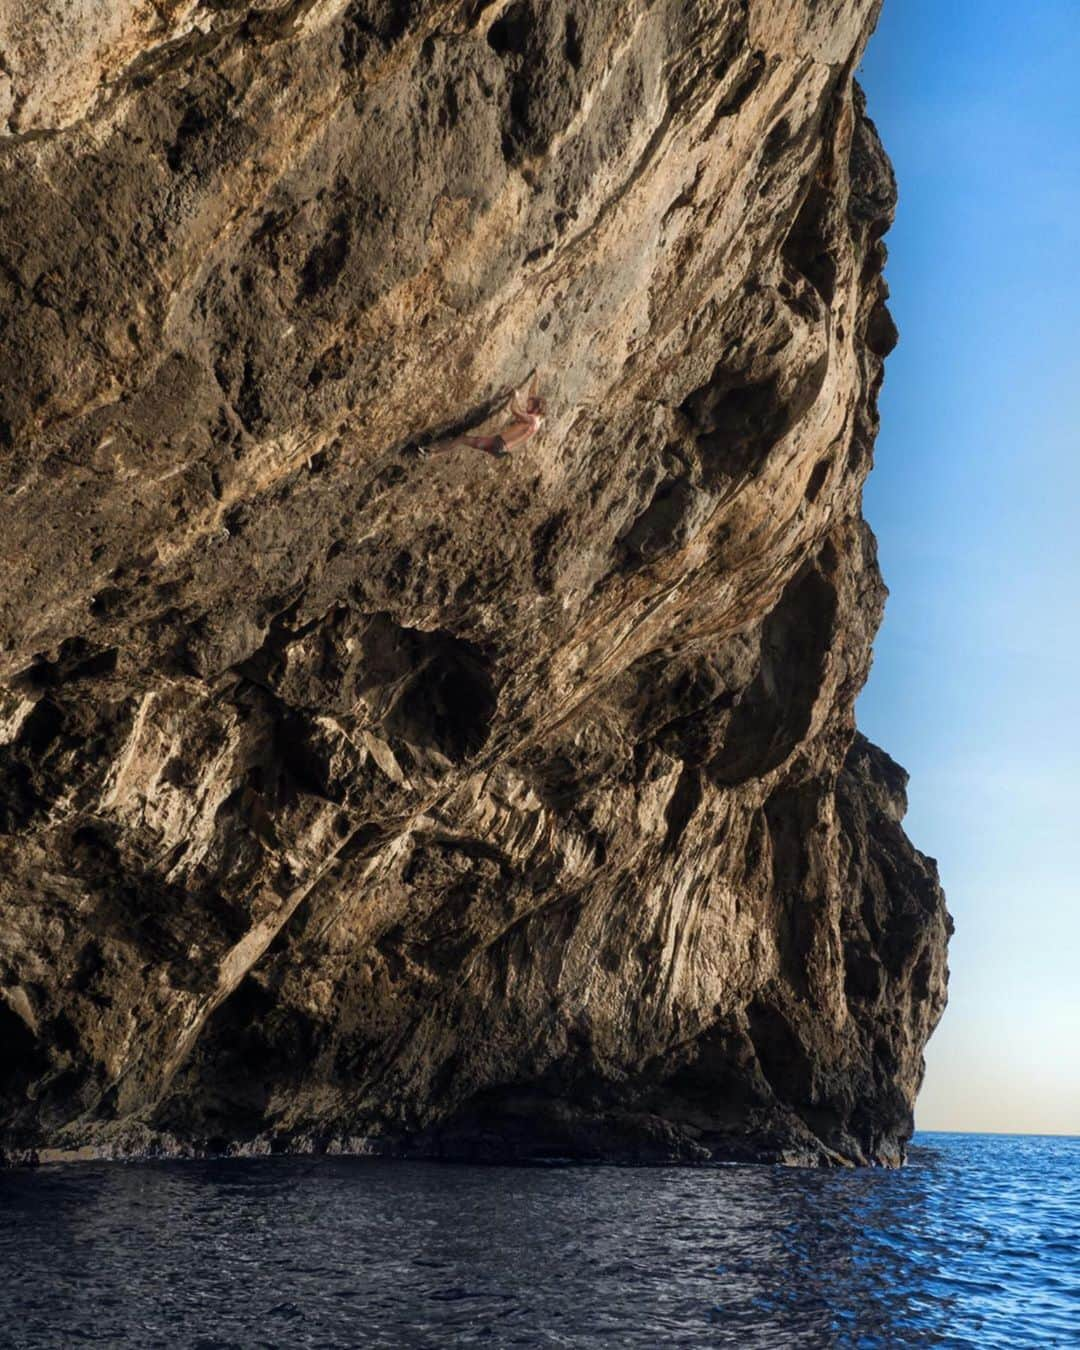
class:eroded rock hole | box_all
[761,117,791,168]
[709,567,837,786]
[747,1000,814,1104]
[805,457,831,503]
[663,766,703,855]
[782,181,838,303]
[298,212,351,301]
[618,475,710,565]
[564,13,582,68]
[391,635,497,763]
[23,638,117,687]
[0,1004,47,1097]
[680,372,787,484]
[340,0,416,66]
[531,509,568,592]
[715,51,765,118]
[165,104,209,173]
[487,2,530,55]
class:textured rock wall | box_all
[0,0,950,1165]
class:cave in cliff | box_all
[0,0,950,1166]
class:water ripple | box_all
[0,1133,1077,1347]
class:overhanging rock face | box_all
[0,0,950,1165]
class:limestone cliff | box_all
[0,0,950,1166]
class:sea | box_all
[0,1132,1076,1347]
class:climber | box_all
[427,372,545,459]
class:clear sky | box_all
[856,2,1079,1135]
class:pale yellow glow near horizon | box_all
[916,1001,1080,1137]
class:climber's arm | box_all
[510,370,539,417]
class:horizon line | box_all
[914,1128,1078,1140]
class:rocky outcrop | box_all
[0,0,950,1166]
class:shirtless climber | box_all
[461,372,545,457]
[418,372,545,459]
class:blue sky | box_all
[856,2,1080,1134]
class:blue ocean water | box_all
[0,1132,1076,1347]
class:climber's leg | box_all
[460,434,509,458]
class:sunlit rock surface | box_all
[0,0,950,1166]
